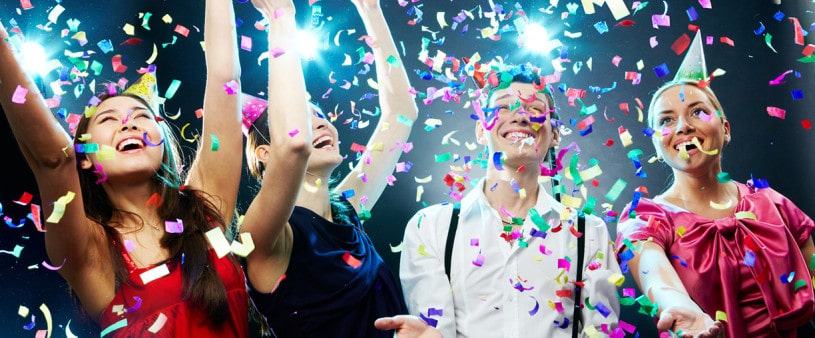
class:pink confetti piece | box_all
[472,253,485,267]
[270,47,285,58]
[174,24,190,37]
[240,35,252,51]
[20,0,34,9]
[767,106,786,119]
[470,238,479,246]
[789,17,804,46]
[42,257,67,270]
[698,0,712,9]
[557,258,571,271]
[165,219,184,233]
[223,80,239,95]
[12,85,28,104]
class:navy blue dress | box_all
[248,204,407,337]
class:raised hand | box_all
[374,315,443,338]
[251,0,295,18]
[657,306,724,338]
[351,0,380,10]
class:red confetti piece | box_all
[720,36,735,46]
[343,251,362,269]
[671,33,691,55]
[120,37,143,46]
[174,24,190,37]
[604,139,615,147]
[767,106,786,119]
[13,192,33,205]
[802,119,812,130]
[146,192,163,208]
[616,19,635,27]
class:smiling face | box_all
[649,83,730,174]
[307,105,344,172]
[78,95,166,183]
[476,81,559,169]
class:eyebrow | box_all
[93,106,148,121]
[491,92,547,105]
[656,101,705,116]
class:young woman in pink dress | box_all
[616,31,814,338]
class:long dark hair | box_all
[74,92,233,325]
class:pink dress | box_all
[99,245,249,338]
[616,182,814,337]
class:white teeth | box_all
[312,135,332,148]
[674,141,693,151]
[117,138,144,151]
[506,131,533,139]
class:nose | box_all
[674,115,695,134]
[510,108,532,125]
[120,121,139,132]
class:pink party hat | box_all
[241,93,267,136]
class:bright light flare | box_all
[296,30,321,61]
[20,42,48,75]
[520,23,562,54]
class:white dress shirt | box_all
[400,179,621,337]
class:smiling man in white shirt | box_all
[399,62,622,338]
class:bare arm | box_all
[335,0,418,213]
[800,235,815,278]
[375,315,442,338]
[185,0,243,228]
[629,241,723,337]
[0,21,109,300]
[241,0,312,293]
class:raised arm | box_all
[240,0,312,292]
[0,21,103,288]
[335,0,418,212]
[629,242,723,337]
[185,0,244,227]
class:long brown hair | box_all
[74,92,233,325]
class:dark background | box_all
[1,0,813,336]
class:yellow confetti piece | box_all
[560,195,583,209]
[123,23,135,36]
[583,325,601,338]
[691,137,719,156]
[39,303,53,338]
[303,178,322,193]
[436,12,449,29]
[465,142,478,151]
[230,232,255,257]
[735,211,757,220]
[180,123,200,142]
[636,59,644,70]
[18,305,29,317]
[414,175,433,184]
[77,133,92,141]
[204,227,231,258]
[370,142,383,152]
[607,272,625,287]
[161,14,172,24]
[677,226,686,237]
[415,185,424,202]
[715,310,727,322]
[619,129,633,147]
[709,199,733,210]
[342,54,352,66]
[518,188,526,200]
[46,191,75,223]
[146,43,158,64]
[636,106,643,123]
[417,244,430,256]
[580,164,603,180]
[389,241,404,253]
[679,145,689,160]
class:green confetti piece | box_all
[528,208,551,232]
[434,152,452,163]
[509,98,521,111]
[581,196,596,215]
[583,297,595,310]
[396,114,413,127]
[617,291,637,306]
[502,225,513,232]
[605,178,627,202]
[101,319,128,337]
[209,134,219,151]
[717,172,732,183]
[386,55,402,67]
[165,79,181,99]
[569,154,583,186]
[90,60,103,76]
[511,217,524,225]
[141,12,153,30]
[794,279,807,291]
[626,148,644,159]
[809,254,815,270]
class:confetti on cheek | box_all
[142,132,165,147]
[12,85,29,104]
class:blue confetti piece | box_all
[595,301,611,317]
[686,7,699,22]
[670,255,688,268]
[579,124,593,136]
[750,176,770,189]
[341,189,356,199]
[773,10,785,21]
[743,249,756,267]
[642,127,655,138]
[792,89,804,100]
[493,152,504,171]
[653,63,670,78]
[754,22,766,35]
[97,39,114,54]
[419,313,438,328]
[594,21,609,34]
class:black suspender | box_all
[572,212,586,338]
[444,203,461,281]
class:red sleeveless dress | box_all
[99,244,249,338]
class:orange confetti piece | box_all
[146,192,163,208]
